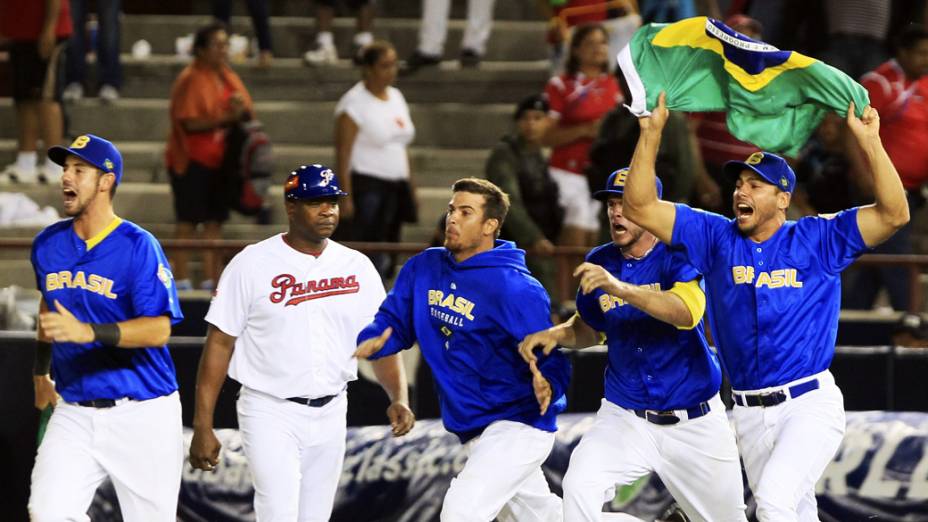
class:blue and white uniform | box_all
[563,241,746,522]
[29,217,184,522]
[672,203,868,521]
[359,240,570,522]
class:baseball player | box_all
[354,178,572,522]
[519,169,746,522]
[189,164,415,521]
[623,93,909,520]
[29,134,185,521]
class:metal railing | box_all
[0,238,925,312]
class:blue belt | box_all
[633,400,711,426]
[733,379,820,408]
[76,398,131,408]
[286,394,338,408]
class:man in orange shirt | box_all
[845,24,928,311]
[0,0,71,184]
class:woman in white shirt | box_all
[334,40,417,278]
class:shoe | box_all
[0,163,39,184]
[459,48,481,68]
[401,51,441,75]
[303,45,338,66]
[657,505,690,522]
[98,85,119,104]
[62,82,84,102]
[38,163,63,184]
[175,278,193,291]
[350,42,364,65]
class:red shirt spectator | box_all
[690,112,758,168]
[861,60,928,190]
[0,0,71,41]
[545,73,621,175]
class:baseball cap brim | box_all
[47,145,109,175]
[723,160,777,187]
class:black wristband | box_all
[91,323,121,346]
[34,340,52,376]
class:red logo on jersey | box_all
[269,274,360,306]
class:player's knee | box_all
[561,466,598,499]
[754,488,798,521]
[441,479,490,522]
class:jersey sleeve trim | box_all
[667,279,705,330]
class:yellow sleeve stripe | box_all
[85,217,123,251]
[668,279,705,330]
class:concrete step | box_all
[122,15,549,61]
[0,139,491,186]
[6,183,453,239]
[0,98,512,148]
[181,0,543,21]
[116,55,548,103]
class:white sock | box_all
[353,31,373,47]
[316,31,334,48]
[15,151,37,172]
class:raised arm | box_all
[846,102,910,247]
[623,92,679,244]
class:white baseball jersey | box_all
[206,234,386,399]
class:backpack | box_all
[223,120,274,216]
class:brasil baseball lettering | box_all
[599,282,661,311]
[269,273,360,306]
[45,271,118,298]
[731,266,803,288]
[427,290,475,321]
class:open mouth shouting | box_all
[62,186,78,207]
[734,201,755,223]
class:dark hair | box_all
[514,93,549,120]
[451,178,510,237]
[193,22,228,54]
[357,40,395,68]
[895,24,928,52]
[565,23,609,77]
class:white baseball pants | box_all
[731,370,845,522]
[237,386,347,522]
[419,0,496,56]
[441,420,562,522]
[29,392,183,522]
[563,396,747,522]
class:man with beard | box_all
[623,93,909,520]
[29,134,185,521]
[519,169,746,522]
[189,164,414,521]
[354,177,571,522]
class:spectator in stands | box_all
[334,40,416,278]
[687,14,763,216]
[166,22,255,291]
[543,23,621,250]
[796,113,861,215]
[62,0,122,103]
[843,24,928,312]
[820,0,890,81]
[0,0,70,185]
[212,0,274,67]
[485,94,562,294]
[304,0,374,66]
[538,0,642,74]
[403,0,496,72]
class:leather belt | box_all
[633,400,711,426]
[286,394,338,408]
[733,378,820,408]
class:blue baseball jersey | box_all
[31,218,184,402]
[576,242,721,411]
[358,240,571,442]
[671,205,867,390]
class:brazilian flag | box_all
[618,17,870,156]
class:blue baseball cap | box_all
[592,167,663,201]
[723,151,795,193]
[48,134,123,185]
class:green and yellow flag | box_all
[618,17,869,156]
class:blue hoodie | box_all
[358,240,571,442]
